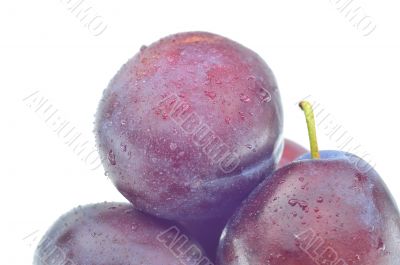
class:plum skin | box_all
[180,139,306,261]
[34,202,213,265]
[217,153,400,265]
[95,31,283,221]
[179,217,229,261]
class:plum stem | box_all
[299,101,320,159]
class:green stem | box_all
[299,101,320,159]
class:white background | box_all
[1,1,399,264]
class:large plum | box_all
[34,202,213,265]
[95,32,283,221]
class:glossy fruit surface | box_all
[180,217,228,261]
[277,139,307,168]
[95,31,283,221]
[34,202,212,265]
[179,138,306,260]
[217,152,400,265]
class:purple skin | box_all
[95,32,283,221]
[217,151,400,265]
[34,202,213,265]
[181,139,306,262]
[179,217,229,261]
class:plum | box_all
[217,101,400,265]
[217,154,400,265]
[34,202,213,265]
[95,31,283,221]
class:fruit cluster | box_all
[34,32,400,265]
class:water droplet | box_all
[288,199,308,211]
[317,196,324,203]
[377,237,386,251]
[120,144,127,152]
[239,93,251,103]
[169,143,177,151]
[245,144,252,149]
[108,150,116,165]
[167,56,174,63]
[239,111,245,120]
[104,171,109,176]
[355,173,367,182]
[287,199,297,207]
[204,90,217,99]
[162,112,168,119]
[301,183,309,190]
